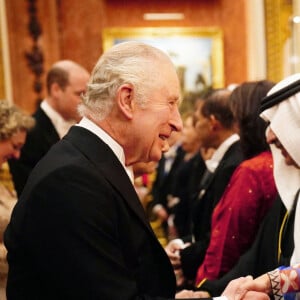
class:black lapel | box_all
[34,107,60,144]
[197,169,213,198]
[197,141,241,200]
[64,126,156,236]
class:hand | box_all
[164,239,190,268]
[239,274,271,295]
[222,276,268,300]
[192,290,211,298]
[175,268,186,287]
[239,291,270,300]
[175,289,207,298]
[154,206,169,222]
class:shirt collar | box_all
[41,100,75,139]
[77,117,134,184]
[164,142,181,159]
[205,133,240,173]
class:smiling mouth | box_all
[159,135,168,141]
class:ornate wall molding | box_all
[25,0,44,104]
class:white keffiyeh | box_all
[260,73,300,265]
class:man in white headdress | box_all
[261,73,300,267]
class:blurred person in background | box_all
[196,80,277,288]
[168,112,206,239]
[0,100,34,299]
[165,88,244,287]
[150,130,185,240]
[8,60,89,196]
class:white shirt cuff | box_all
[213,297,228,300]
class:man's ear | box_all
[50,82,62,97]
[117,84,134,119]
[209,114,220,131]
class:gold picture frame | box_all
[102,27,224,105]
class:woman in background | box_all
[0,100,35,298]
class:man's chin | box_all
[149,152,163,163]
[161,141,170,153]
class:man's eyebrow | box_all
[172,96,182,105]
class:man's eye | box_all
[74,91,84,97]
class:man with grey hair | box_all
[8,60,90,196]
[4,42,268,300]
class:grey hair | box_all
[78,41,174,121]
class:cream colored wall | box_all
[245,0,267,80]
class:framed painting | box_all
[102,27,224,111]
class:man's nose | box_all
[170,107,183,132]
[266,126,276,144]
[13,149,21,160]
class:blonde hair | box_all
[0,100,35,141]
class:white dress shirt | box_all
[41,100,75,139]
[205,133,240,173]
[77,117,134,184]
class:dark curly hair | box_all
[229,80,275,159]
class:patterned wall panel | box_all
[265,0,292,82]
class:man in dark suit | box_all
[150,131,185,239]
[4,42,267,300]
[165,89,244,285]
[8,60,90,196]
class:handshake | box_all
[166,239,290,299]
[175,275,271,299]
[218,274,271,300]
